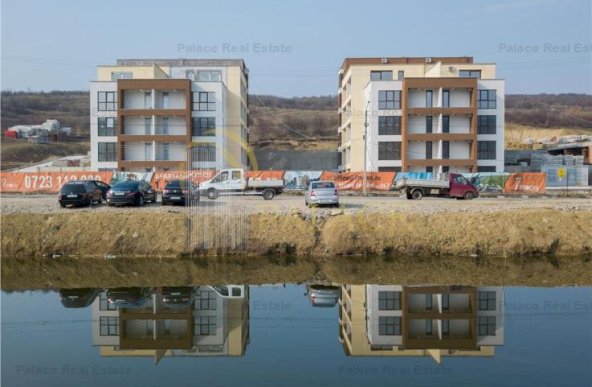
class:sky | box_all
[1,0,591,96]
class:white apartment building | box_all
[90,59,249,172]
[91,286,249,361]
[340,284,504,363]
[339,57,505,173]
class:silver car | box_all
[305,181,339,207]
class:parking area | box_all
[1,193,591,215]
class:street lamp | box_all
[363,100,370,197]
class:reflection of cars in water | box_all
[305,284,341,307]
[106,287,151,307]
[59,288,101,308]
[209,285,245,298]
[162,287,196,307]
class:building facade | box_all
[339,284,504,363]
[90,59,249,172]
[338,57,504,173]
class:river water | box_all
[2,284,591,387]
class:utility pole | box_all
[363,101,370,197]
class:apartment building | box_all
[90,59,249,172]
[339,285,504,363]
[338,57,504,173]
[92,286,249,362]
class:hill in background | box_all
[1,91,591,166]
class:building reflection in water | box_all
[91,286,249,363]
[339,285,504,364]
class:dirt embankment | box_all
[1,209,591,259]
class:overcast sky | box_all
[1,0,591,96]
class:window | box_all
[443,141,450,159]
[145,143,152,161]
[378,316,401,336]
[162,92,169,109]
[99,316,119,336]
[192,144,216,162]
[442,89,450,107]
[378,90,401,110]
[371,71,393,81]
[159,143,169,161]
[442,293,449,310]
[98,117,116,136]
[442,320,450,336]
[194,316,217,335]
[426,141,432,159]
[478,291,497,310]
[459,70,481,78]
[98,143,116,162]
[442,115,450,133]
[426,90,433,108]
[97,91,117,111]
[478,141,496,160]
[156,117,169,135]
[99,293,117,311]
[425,295,433,310]
[425,320,433,335]
[378,116,401,135]
[397,70,404,80]
[144,117,151,135]
[144,91,152,109]
[378,142,401,160]
[478,115,497,134]
[426,116,433,133]
[196,290,217,310]
[192,117,216,136]
[378,291,401,310]
[454,175,469,185]
[197,71,221,82]
[426,166,433,173]
[442,166,449,173]
[231,170,241,180]
[478,90,497,109]
[193,92,216,111]
[478,316,496,336]
[477,166,497,172]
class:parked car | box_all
[305,284,341,307]
[162,287,196,308]
[395,173,479,200]
[304,181,339,207]
[106,287,151,307]
[88,180,111,200]
[106,180,157,206]
[161,179,199,206]
[59,288,101,308]
[58,180,102,208]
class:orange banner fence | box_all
[0,172,114,193]
[0,171,549,193]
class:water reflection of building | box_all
[339,285,504,363]
[92,286,249,362]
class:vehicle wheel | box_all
[207,189,219,200]
[406,190,412,200]
[60,203,66,208]
[107,202,113,207]
[161,200,167,206]
[463,191,475,200]
[98,196,102,204]
[263,189,275,200]
[411,189,423,200]
[136,195,144,207]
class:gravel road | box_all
[2,193,591,215]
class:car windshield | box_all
[112,181,139,190]
[60,184,85,193]
[311,182,335,189]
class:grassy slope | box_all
[1,139,90,170]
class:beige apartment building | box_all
[90,59,249,172]
[338,57,505,173]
